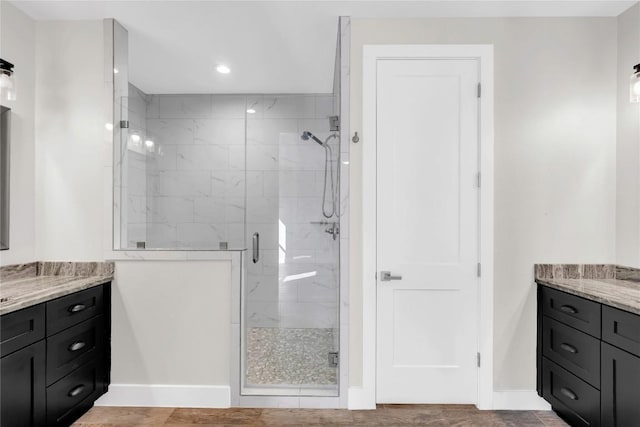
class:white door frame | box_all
[360,45,494,410]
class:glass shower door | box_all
[242,94,340,396]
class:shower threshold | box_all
[242,385,338,397]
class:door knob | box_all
[380,271,402,281]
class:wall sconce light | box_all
[631,63,640,103]
[0,58,16,102]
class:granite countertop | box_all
[535,264,640,315]
[0,261,114,316]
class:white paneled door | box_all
[376,59,480,404]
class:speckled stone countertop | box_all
[0,262,114,316]
[535,264,640,315]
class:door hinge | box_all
[477,172,481,188]
[477,352,481,367]
[477,83,481,98]
[477,263,481,277]
[329,352,339,368]
[120,120,129,129]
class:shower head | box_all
[301,131,325,146]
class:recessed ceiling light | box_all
[246,108,256,114]
[145,139,154,148]
[131,134,141,143]
[216,64,231,74]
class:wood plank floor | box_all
[74,405,569,426]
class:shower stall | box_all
[242,102,341,396]
[111,17,347,401]
[116,91,341,396]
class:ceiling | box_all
[11,0,638,94]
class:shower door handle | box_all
[252,232,259,264]
[380,271,402,281]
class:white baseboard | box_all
[347,386,376,410]
[95,384,230,408]
[96,385,547,411]
[492,390,551,410]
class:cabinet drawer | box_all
[541,286,601,338]
[542,358,600,427]
[602,306,640,357]
[46,315,104,385]
[543,316,600,388]
[47,286,104,336]
[47,360,103,427]
[0,304,45,357]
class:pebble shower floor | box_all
[246,327,337,387]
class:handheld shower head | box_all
[301,131,325,146]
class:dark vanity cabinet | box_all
[600,306,640,426]
[537,285,640,427]
[0,340,46,427]
[0,283,111,427]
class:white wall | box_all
[110,261,231,385]
[35,20,105,260]
[33,21,236,402]
[349,18,618,392]
[0,2,36,265]
[616,3,640,267]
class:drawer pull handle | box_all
[68,304,86,313]
[560,343,578,354]
[560,387,578,401]
[68,385,85,397]
[559,305,578,314]
[68,341,86,352]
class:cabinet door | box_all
[0,341,46,427]
[602,343,640,426]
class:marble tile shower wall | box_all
[243,95,340,330]
[143,94,247,248]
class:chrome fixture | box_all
[310,220,339,240]
[380,271,403,282]
[328,352,339,368]
[0,58,15,101]
[329,116,340,132]
[631,63,640,103]
[252,232,260,263]
[301,131,339,218]
[325,221,339,240]
[301,130,325,146]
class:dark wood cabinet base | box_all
[0,341,46,427]
[601,342,640,426]
[0,283,111,427]
[538,285,640,427]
